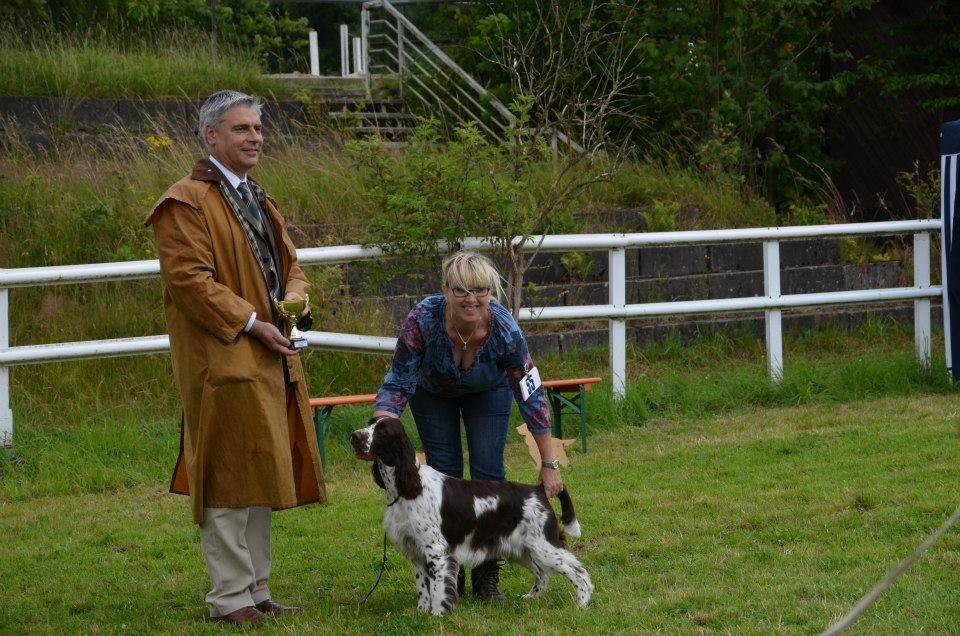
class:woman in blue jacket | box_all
[373,250,563,601]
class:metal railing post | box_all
[609,247,627,397]
[361,6,371,93]
[340,24,350,77]
[914,232,932,368]
[763,241,784,383]
[397,18,405,100]
[1,287,12,451]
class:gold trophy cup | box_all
[274,294,309,350]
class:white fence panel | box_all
[0,219,943,449]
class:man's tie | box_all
[236,181,266,236]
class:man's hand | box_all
[249,319,299,356]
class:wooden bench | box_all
[308,377,602,467]
[542,377,602,453]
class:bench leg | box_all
[313,405,333,470]
[578,388,587,453]
[549,390,564,439]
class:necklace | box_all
[449,310,483,351]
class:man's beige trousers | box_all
[199,506,272,617]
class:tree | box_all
[358,1,643,317]
[450,0,876,211]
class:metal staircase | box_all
[336,0,582,150]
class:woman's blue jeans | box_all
[408,381,512,481]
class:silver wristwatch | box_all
[541,459,561,470]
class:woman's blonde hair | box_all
[441,251,505,302]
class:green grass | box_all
[3,394,960,633]
[3,321,960,631]
[0,29,286,99]
[586,158,777,230]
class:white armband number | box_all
[519,366,542,401]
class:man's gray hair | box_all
[197,90,263,149]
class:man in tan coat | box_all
[146,90,325,627]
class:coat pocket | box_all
[205,337,260,387]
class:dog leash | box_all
[821,502,960,634]
[357,495,400,606]
[358,532,390,606]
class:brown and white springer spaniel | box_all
[351,416,593,615]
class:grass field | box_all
[2,395,960,633]
[3,319,960,633]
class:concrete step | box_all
[322,98,406,111]
[265,73,397,96]
[355,125,415,136]
[328,111,416,121]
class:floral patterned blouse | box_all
[374,294,551,435]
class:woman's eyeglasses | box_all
[449,285,491,298]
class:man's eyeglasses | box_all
[449,285,491,298]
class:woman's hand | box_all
[539,466,564,497]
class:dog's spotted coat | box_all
[351,417,593,615]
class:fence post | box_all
[309,30,320,76]
[340,25,350,77]
[763,241,784,383]
[361,6,371,94]
[914,232,932,369]
[352,38,362,75]
[609,247,626,397]
[1,287,12,453]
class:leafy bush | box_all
[351,117,607,312]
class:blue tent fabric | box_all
[943,120,960,379]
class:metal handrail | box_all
[0,219,943,448]
[360,0,585,152]
[0,219,940,289]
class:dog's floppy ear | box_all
[371,461,385,490]
[371,418,422,499]
[394,430,423,500]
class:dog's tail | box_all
[556,488,581,538]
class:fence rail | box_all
[0,218,943,449]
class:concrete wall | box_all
[332,238,923,356]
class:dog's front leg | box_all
[410,560,431,612]
[423,548,456,615]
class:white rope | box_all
[821,503,960,635]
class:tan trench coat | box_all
[146,158,326,524]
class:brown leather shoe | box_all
[255,599,301,616]
[210,606,263,626]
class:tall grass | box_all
[585,157,777,230]
[0,27,286,99]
